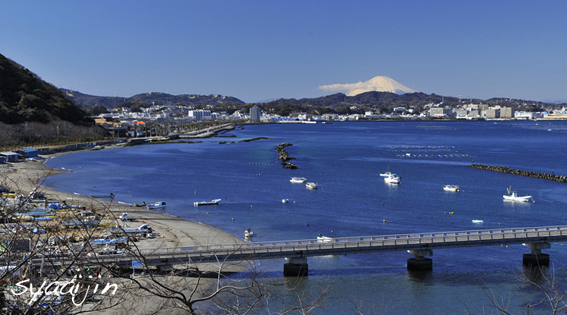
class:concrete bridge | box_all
[29,225,567,276]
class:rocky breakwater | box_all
[469,163,567,183]
[275,142,297,169]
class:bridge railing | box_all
[132,225,567,258]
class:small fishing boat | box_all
[443,185,460,192]
[282,199,289,203]
[194,199,221,207]
[91,193,115,199]
[146,201,167,209]
[380,171,401,184]
[306,182,318,190]
[472,220,483,224]
[290,177,307,184]
[503,186,533,203]
[245,229,254,238]
[317,234,334,243]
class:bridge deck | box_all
[29,225,567,268]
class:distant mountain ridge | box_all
[63,89,245,108]
[264,92,453,108]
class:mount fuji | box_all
[319,76,417,96]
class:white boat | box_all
[443,185,460,192]
[194,199,221,207]
[290,177,307,184]
[503,186,533,203]
[379,170,394,177]
[472,220,483,224]
[306,182,318,190]
[317,234,333,243]
[146,201,166,209]
[282,199,289,203]
[380,171,401,184]
[245,229,254,238]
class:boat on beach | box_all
[503,186,533,203]
[290,177,307,184]
[91,193,115,199]
[194,199,221,207]
[306,182,318,190]
[146,201,166,209]
[443,185,460,192]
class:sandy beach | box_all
[1,145,250,314]
[2,151,245,250]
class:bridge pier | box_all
[407,249,433,271]
[284,257,308,277]
[522,242,550,266]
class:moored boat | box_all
[194,199,221,207]
[443,185,460,192]
[146,201,166,209]
[381,171,401,184]
[503,186,533,203]
[245,229,254,238]
[317,234,333,243]
[306,182,318,190]
[290,177,307,184]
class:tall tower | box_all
[250,105,261,122]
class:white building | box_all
[188,110,212,121]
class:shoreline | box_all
[1,147,248,313]
[1,137,246,249]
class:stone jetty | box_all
[275,142,297,169]
[469,164,567,183]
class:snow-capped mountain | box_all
[318,76,416,96]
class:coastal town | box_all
[93,100,567,137]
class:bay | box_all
[44,121,567,314]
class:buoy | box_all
[232,218,234,221]
[383,220,386,223]
[450,212,454,215]
[161,235,165,238]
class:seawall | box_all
[468,164,567,183]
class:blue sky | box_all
[2,1,566,103]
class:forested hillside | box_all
[0,53,91,124]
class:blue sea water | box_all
[44,121,567,314]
